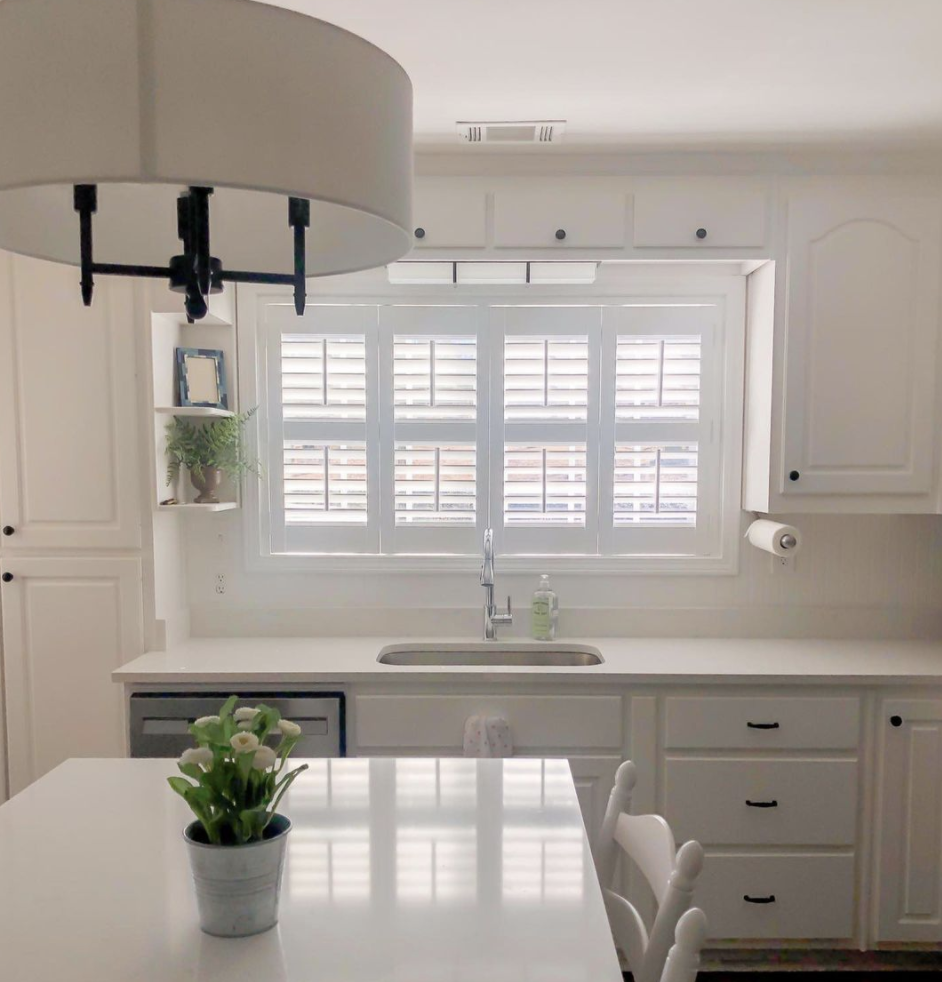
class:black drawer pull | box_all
[890,715,903,728]
[744,894,776,904]
[746,721,780,730]
[746,799,778,808]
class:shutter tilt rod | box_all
[72,185,311,321]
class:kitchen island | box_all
[0,757,621,982]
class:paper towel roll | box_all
[746,519,801,557]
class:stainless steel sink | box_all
[377,643,603,667]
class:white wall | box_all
[171,261,942,641]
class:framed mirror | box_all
[176,347,228,410]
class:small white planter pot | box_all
[184,814,291,937]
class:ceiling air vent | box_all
[457,120,566,144]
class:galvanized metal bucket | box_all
[183,814,291,938]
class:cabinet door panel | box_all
[633,181,768,248]
[782,195,941,495]
[876,699,942,942]
[493,189,626,248]
[0,557,143,794]
[0,253,141,549]
[412,183,487,249]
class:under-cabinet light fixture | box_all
[387,261,598,287]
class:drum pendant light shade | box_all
[0,0,413,284]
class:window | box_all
[249,284,741,569]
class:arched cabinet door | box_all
[781,193,941,497]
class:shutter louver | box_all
[394,444,476,526]
[282,335,367,421]
[504,336,589,421]
[615,336,701,420]
[504,444,587,527]
[394,336,476,420]
[613,444,698,526]
[284,441,368,525]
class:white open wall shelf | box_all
[150,285,241,513]
[154,406,234,419]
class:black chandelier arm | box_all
[289,197,310,316]
[217,269,295,286]
[91,262,173,279]
[71,184,311,321]
[73,184,98,306]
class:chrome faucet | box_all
[480,527,512,640]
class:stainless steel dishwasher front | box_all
[129,692,345,758]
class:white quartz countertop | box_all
[113,636,942,686]
[0,757,621,982]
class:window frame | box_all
[239,273,744,575]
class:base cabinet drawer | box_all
[664,758,858,846]
[665,696,860,750]
[697,853,856,940]
[355,694,622,751]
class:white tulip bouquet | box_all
[168,695,308,845]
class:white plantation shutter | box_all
[503,444,587,526]
[380,306,487,554]
[493,307,600,555]
[283,441,369,525]
[615,336,701,420]
[257,293,732,563]
[600,305,719,556]
[282,336,367,421]
[395,444,476,526]
[504,336,589,421]
[266,303,380,554]
[394,336,476,420]
[613,444,698,526]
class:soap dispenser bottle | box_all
[531,574,559,641]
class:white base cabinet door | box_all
[0,252,142,550]
[876,698,942,942]
[780,192,942,500]
[0,556,143,794]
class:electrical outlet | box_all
[215,573,226,595]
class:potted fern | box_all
[169,695,308,937]
[165,408,260,503]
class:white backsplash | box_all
[179,512,942,639]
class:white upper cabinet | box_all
[781,192,941,499]
[411,181,487,249]
[492,187,627,249]
[0,253,143,548]
[632,179,769,249]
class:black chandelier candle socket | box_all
[73,184,311,321]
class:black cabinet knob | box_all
[890,715,903,727]
[555,228,567,240]
[1,526,12,536]
[414,227,426,239]
[1,572,12,583]
[789,470,800,482]
[696,227,707,239]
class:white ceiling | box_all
[263,0,942,152]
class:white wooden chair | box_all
[595,760,705,982]
[660,908,708,982]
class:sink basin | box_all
[377,643,603,667]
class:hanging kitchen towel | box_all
[463,715,513,757]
